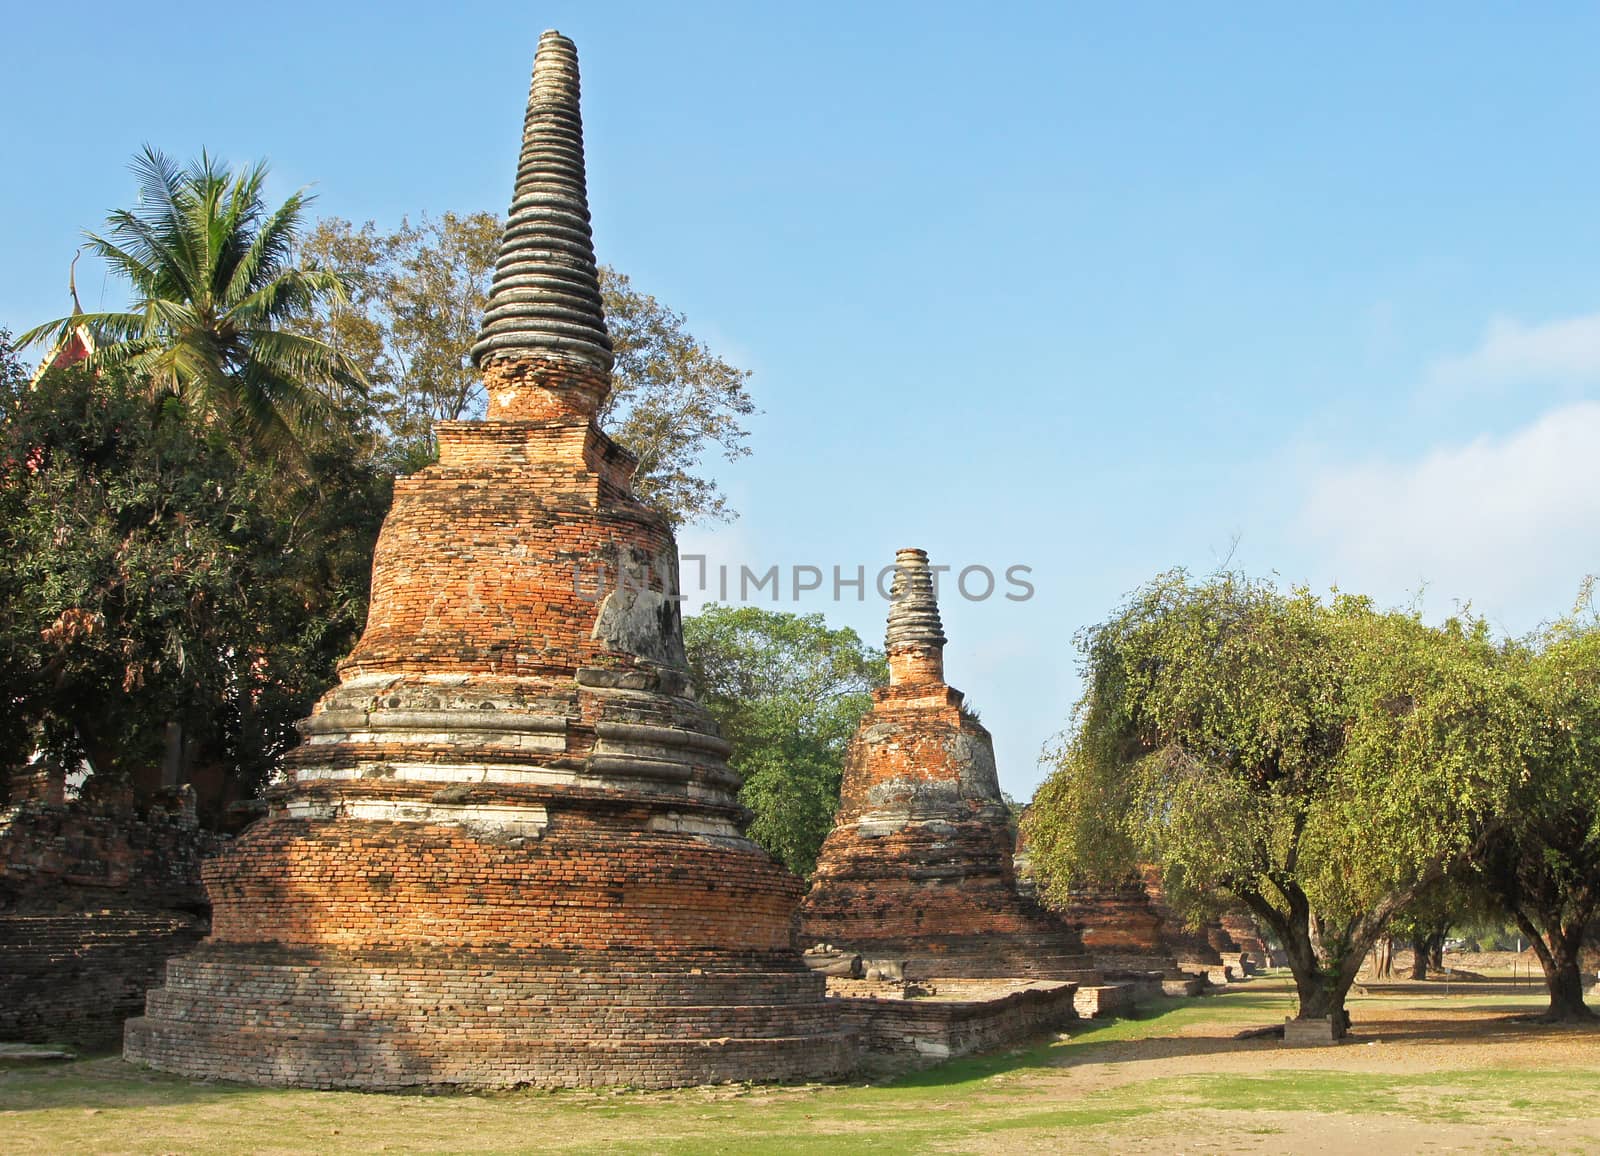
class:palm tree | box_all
[21,147,365,455]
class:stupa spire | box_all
[885,547,947,685]
[471,30,613,376]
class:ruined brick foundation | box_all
[1220,909,1277,969]
[0,786,216,1048]
[837,982,1081,1067]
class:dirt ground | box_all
[958,980,1600,1154]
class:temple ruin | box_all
[798,549,1102,987]
[1141,871,1251,984]
[1,765,216,1048]
[124,32,849,1089]
[1055,879,1202,993]
[1220,908,1277,969]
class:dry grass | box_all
[4,978,1599,1153]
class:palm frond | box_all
[247,328,367,397]
[226,269,350,337]
[224,186,309,306]
[38,147,361,461]
[17,311,135,350]
[85,221,168,293]
[234,358,330,461]
[128,147,203,301]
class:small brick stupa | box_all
[1140,870,1246,982]
[1013,827,1201,988]
[1063,877,1184,975]
[797,549,1098,981]
[1220,908,1275,968]
[125,32,849,1090]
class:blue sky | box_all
[6,3,1600,796]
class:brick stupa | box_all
[1013,821,1198,984]
[125,32,849,1089]
[1061,878,1185,975]
[1220,908,1275,968]
[1141,870,1250,982]
[797,550,1098,981]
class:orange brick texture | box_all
[797,550,1098,982]
[1219,909,1274,967]
[1012,823,1202,981]
[1138,868,1231,970]
[1059,878,1176,973]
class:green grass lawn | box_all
[3,983,1596,1154]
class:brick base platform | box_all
[125,945,851,1089]
[126,814,852,1088]
[836,982,1080,1066]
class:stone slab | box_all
[1282,1015,1347,1046]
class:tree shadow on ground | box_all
[880,987,1600,1089]
[1356,1003,1600,1041]
[1,1055,263,1113]
[878,994,1289,1089]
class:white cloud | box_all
[1428,311,1600,393]
[1299,400,1600,626]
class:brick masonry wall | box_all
[0,797,218,1048]
[1140,871,1227,969]
[1048,878,1199,978]
[2,911,206,1049]
[199,813,804,954]
[1219,910,1273,966]
[127,944,851,1089]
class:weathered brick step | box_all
[1,915,195,936]
[145,991,840,1036]
[1073,983,1138,1018]
[157,963,828,1007]
[124,1016,857,1090]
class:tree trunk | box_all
[1510,908,1596,1023]
[1428,932,1445,972]
[1371,936,1393,979]
[1541,953,1592,1022]
[1246,894,1357,1029]
[1409,938,1428,980]
[1236,866,1441,1031]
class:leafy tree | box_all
[1024,571,1525,1026]
[0,330,35,782]
[293,214,496,472]
[295,213,755,521]
[1474,596,1600,1020]
[597,267,754,525]
[684,605,886,874]
[0,358,388,817]
[1385,871,1495,980]
[19,148,365,458]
